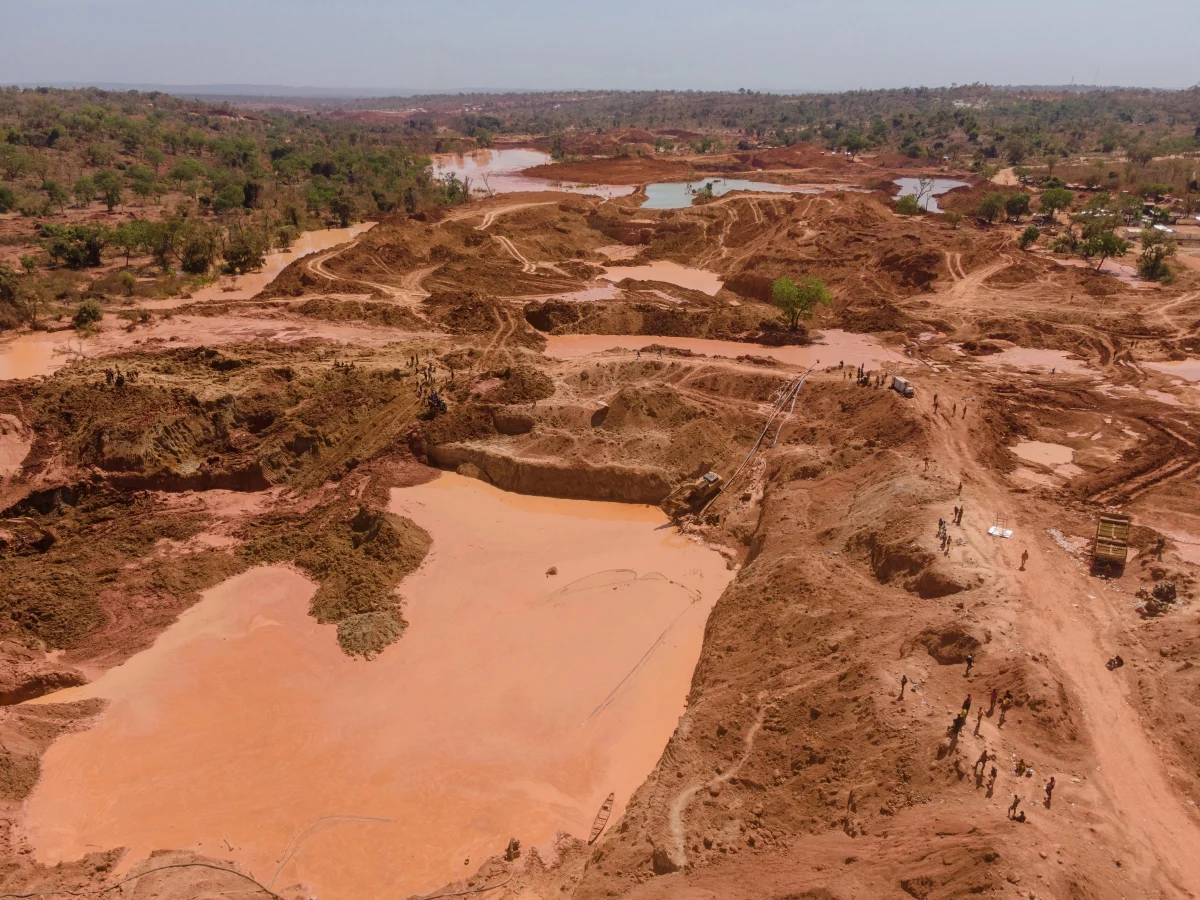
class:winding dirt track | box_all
[928,391,1200,897]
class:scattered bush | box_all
[72,298,102,328]
[1017,225,1041,250]
[896,194,922,216]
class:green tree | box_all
[1005,193,1031,221]
[142,218,186,271]
[1082,229,1129,272]
[19,255,38,275]
[118,270,137,297]
[44,180,69,213]
[1017,225,1041,250]
[1038,187,1074,222]
[977,192,1007,223]
[167,157,206,188]
[222,225,267,274]
[330,194,354,227]
[896,194,922,215]
[181,226,218,274]
[0,185,15,213]
[1138,228,1177,281]
[73,176,95,208]
[843,133,869,158]
[73,298,103,328]
[144,146,165,172]
[41,224,108,268]
[93,170,124,211]
[943,210,963,229]
[111,220,147,268]
[212,182,246,214]
[771,276,832,331]
[0,146,30,181]
[126,164,157,201]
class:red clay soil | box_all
[3,169,1200,900]
[522,155,697,185]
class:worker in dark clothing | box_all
[1020,549,1029,570]
[974,748,990,773]
[1044,777,1055,803]
[964,654,974,676]
[961,694,972,715]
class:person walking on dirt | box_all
[974,708,984,735]
[964,654,974,676]
[988,765,998,790]
[1008,794,1022,819]
[952,402,957,416]
[1044,777,1055,803]
[1155,538,1165,561]
[899,674,908,698]
[925,457,930,472]
[974,748,990,773]
[933,393,939,412]
[989,687,998,713]
[1020,549,1029,571]
[962,403,968,419]
[961,694,972,715]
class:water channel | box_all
[893,178,970,213]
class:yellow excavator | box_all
[662,471,722,518]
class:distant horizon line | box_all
[5,80,1199,100]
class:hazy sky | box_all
[4,0,1199,93]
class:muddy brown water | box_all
[968,346,1095,376]
[23,474,733,900]
[144,223,376,309]
[544,330,906,370]
[600,261,724,295]
[432,149,636,199]
[1145,358,1200,382]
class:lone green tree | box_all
[1138,228,1177,281]
[73,176,95,208]
[977,192,1007,224]
[771,276,832,331]
[1038,187,1074,222]
[1082,229,1129,272]
[1017,225,1040,250]
[93,170,124,212]
[1005,193,1031,221]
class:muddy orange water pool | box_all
[601,261,724,295]
[544,330,906,370]
[146,223,376,309]
[23,474,732,899]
